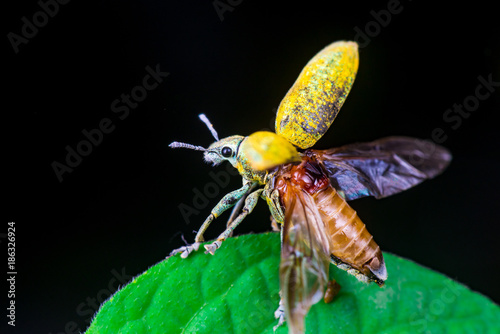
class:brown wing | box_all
[308,136,452,200]
[280,181,331,334]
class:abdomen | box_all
[274,157,387,285]
[314,186,387,284]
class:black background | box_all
[4,0,500,333]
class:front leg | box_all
[169,182,254,258]
[225,182,257,232]
[205,188,263,255]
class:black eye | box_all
[221,147,233,158]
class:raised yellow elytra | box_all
[275,41,359,149]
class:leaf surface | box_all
[86,233,500,334]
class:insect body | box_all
[275,156,387,286]
[169,41,451,333]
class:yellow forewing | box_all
[241,131,300,171]
[276,41,359,149]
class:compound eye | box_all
[221,146,233,158]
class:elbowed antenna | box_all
[199,114,219,141]
[169,142,206,151]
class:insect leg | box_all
[226,182,257,228]
[267,189,284,226]
[273,224,286,331]
[194,182,255,241]
[226,196,246,228]
[169,182,254,258]
[223,193,248,240]
[204,188,263,255]
[273,290,285,331]
[323,279,341,303]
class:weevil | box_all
[169,41,451,333]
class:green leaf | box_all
[86,233,500,334]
